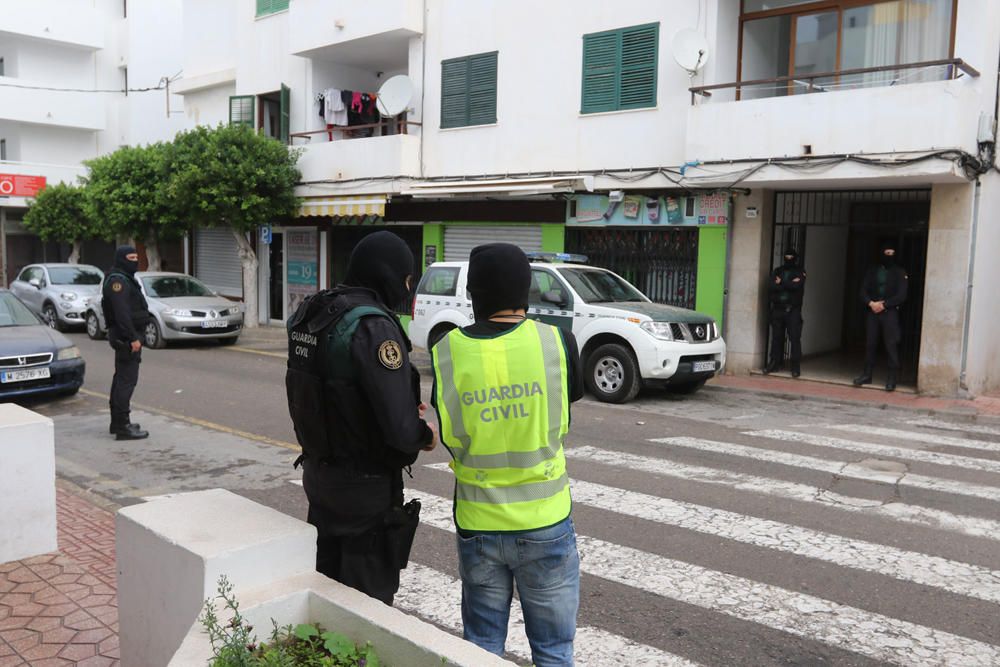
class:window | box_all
[418,267,460,297]
[529,269,570,306]
[256,0,289,18]
[581,23,659,114]
[0,58,4,77]
[229,95,254,127]
[0,139,5,162]
[48,267,102,285]
[440,52,498,129]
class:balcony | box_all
[289,0,422,66]
[686,60,983,167]
[293,130,421,187]
[0,1,102,50]
[0,77,104,131]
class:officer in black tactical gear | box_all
[854,242,908,391]
[764,248,806,377]
[102,245,151,440]
[286,231,437,605]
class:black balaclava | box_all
[114,245,140,276]
[344,231,414,310]
[782,248,799,268]
[467,243,531,321]
[880,243,897,268]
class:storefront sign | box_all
[0,174,46,197]
[568,194,729,227]
[286,229,318,317]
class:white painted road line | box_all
[825,424,1000,454]
[907,418,1000,438]
[398,563,697,667]
[409,489,1000,666]
[566,445,1000,540]
[748,429,1000,476]
[653,436,1000,504]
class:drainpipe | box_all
[721,193,735,345]
[958,178,981,393]
[0,207,7,288]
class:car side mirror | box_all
[542,290,567,308]
[28,278,41,289]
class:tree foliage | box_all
[22,183,100,263]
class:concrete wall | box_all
[963,173,1000,395]
[724,189,773,374]
[0,404,56,564]
[800,226,849,357]
[918,182,975,396]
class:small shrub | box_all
[200,576,380,667]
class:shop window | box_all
[441,52,498,129]
[256,0,289,17]
[419,267,460,297]
[581,23,659,114]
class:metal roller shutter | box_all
[194,228,244,297]
[443,225,543,262]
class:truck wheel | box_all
[664,379,707,395]
[586,343,641,404]
[428,324,455,350]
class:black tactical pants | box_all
[109,342,141,426]
[769,306,802,372]
[302,461,404,605]
[865,309,901,370]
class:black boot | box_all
[791,366,801,378]
[885,370,898,392]
[853,367,873,386]
[114,423,149,440]
[110,419,142,434]
[763,361,779,375]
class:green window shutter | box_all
[441,58,468,129]
[619,23,658,110]
[256,0,288,17]
[280,84,290,144]
[229,95,254,127]
[581,31,620,114]
[467,52,497,126]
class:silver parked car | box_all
[10,263,104,331]
[84,272,244,348]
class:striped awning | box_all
[297,195,386,218]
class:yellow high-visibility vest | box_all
[432,319,572,532]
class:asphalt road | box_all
[27,329,1000,666]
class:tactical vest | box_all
[285,290,398,467]
[101,270,150,334]
[432,319,571,532]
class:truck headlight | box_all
[57,346,81,361]
[640,321,674,341]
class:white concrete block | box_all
[170,572,515,667]
[0,404,56,564]
[116,489,317,667]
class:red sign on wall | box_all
[0,174,47,197]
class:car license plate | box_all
[201,320,228,329]
[1,367,51,383]
[693,361,716,373]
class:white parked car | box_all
[10,263,104,331]
[410,256,726,403]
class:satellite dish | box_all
[376,75,414,117]
[672,29,710,74]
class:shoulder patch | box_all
[111,281,123,292]
[378,340,403,370]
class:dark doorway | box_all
[328,225,423,314]
[269,230,285,321]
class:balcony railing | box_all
[689,58,980,105]
[290,114,420,144]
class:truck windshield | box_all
[559,268,647,304]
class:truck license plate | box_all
[1,367,51,383]
[693,361,716,373]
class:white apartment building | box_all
[0,0,190,284]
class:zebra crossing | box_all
[395,418,1000,666]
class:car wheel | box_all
[586,343,641,404]
[428,324,455,350]
[86,311,105,340]
[218,336,238,346]
[43,303,64,332]
[144,320,165,349]
[664,379,707,395]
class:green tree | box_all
[167,124,301,328]
[22,183,100,264]
[84,142,184,271]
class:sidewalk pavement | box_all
[0,485,119,667]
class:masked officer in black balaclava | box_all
[764,248,806,377]
[285,230,437,606]
[854,242,908,391]
[102,245,152,440]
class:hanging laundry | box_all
[323,88,347,126]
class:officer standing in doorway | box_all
[431,244,584,667]
[103,245,151,440]
[854,242,908,391]
[764,248,806,377]
[285,231,437,606]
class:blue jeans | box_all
[456,517,580,667]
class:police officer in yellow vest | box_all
[431,244,584,667]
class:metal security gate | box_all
[566,228,698,309]
[443,224,543,262]
[194,228,244,297]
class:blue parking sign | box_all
[260,225,273,244]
